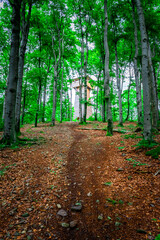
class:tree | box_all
[2,0,22,144]
[104,0,113,135]
[135,0,152,141]
[15,0,32,133]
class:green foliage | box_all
[146,146,160,159]
[125,158,148,167]
[123,134,142,139]
[155,234,160,240]
[135,140,158,149]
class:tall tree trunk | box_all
[135,0,152,141]
[60,59,64,123]
[148,43,158,129]
[15,2,32,133]
[104,0,113,135]
[51,23,62,126]
[3,1,22,144]
[70,82,72,121]
[52,68,58,126]
[115,41,123,126]
[95,68,101,121]
[125,64,131,121]
[35,78,41,127]
[21,81,27,126]
[42,79,46,123]
[83,30,89,123]
[131,0,142,125]
[35,32,41,127]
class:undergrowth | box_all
[146,146,160,159]
[135,139,158,149]
[0,137,41,150]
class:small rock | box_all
[57,204,62,209]
[147,236,155,240]
[150,204,155,207]
[61,222,70,228]
[57,209,68,217]
[87,192,92,197]
[71,205,82,211]
[70,220,78,228]
[27,208,33,212]
[98,214,103,220]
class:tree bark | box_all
[131,0,142,125]
[21,81,27,126]
[148,43,159,128]
[115,41,123,126]
[60,59,64,123]
[3,0,22,144]
[125,63,131,121]
[15,1,32,133]
[135,0,152,141]
[104,0,113,135]
[35,31,42,127]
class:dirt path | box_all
[0,122,160,240]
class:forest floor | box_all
[0,121,160,240]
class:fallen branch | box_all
[154,169,160,176]
[79,128,130,133]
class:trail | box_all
[0,122,159,240]
[63,125,110,240]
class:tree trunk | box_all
[52,68,58,126]
[60,59,64,123]
[135,0,152,141]
[115,41,123,126]
[15,2,32,133]
[148,43,158,129]
[83,31,89,123]
[21,81,27,126]
[70,82,72,121]
[125,64,131,121]
[104,0,113,135]
[35,32,42,127]
[42,79,46,123]
[3,1,22,144]
[131,0,142,125]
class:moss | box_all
[146,146,160,159]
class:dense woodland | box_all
[0,0,160,144]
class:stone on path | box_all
[71,205,82,211]
[57,209,68,217]
[70,220,78,228]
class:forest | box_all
[0,0,160,239]
[0,0,159,143]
